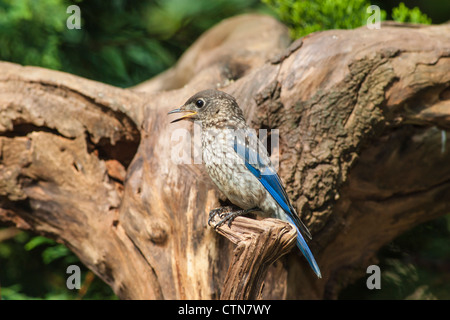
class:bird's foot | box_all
[214,210,243,229]
[208,206,236,227]
[209,207,258,229]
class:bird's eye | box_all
[195,99,205,108]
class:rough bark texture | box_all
[211,216,297,300]
[1,14,449,299]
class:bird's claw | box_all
[213,211,242,229]
[208,206,235,227]
[208,206,258,229]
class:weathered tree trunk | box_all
[1,14,449,299]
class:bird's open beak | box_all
[168,108,197,123]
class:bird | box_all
[168,89,321,278]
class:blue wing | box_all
[232,128,322,278]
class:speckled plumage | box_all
[202,126,278,217]
[168,89,321,278]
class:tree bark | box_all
[1,14,449,299]
[211,216,297,300]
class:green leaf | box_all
[392,2,432,24]
[24,236,55,251]
[42,244,71,264]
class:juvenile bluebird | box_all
[168,89,321,278]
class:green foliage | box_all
[262,0,377,38]
[0,0,67,69]
[24,236,74,264]
[0,0,263,87]
[0,231,117,300]
[262,0,432,39]
[391,2,432,24]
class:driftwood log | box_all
[1,14,449,299]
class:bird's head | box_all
[168,89,245,126]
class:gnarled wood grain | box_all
[211,216,296,300]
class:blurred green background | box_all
[0,0,448,300]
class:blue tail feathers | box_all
[295,227,322,278]
[286,216,322,278]
[235,139,322,278]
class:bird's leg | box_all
[208,206,236,226]
[213,207,259,229]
